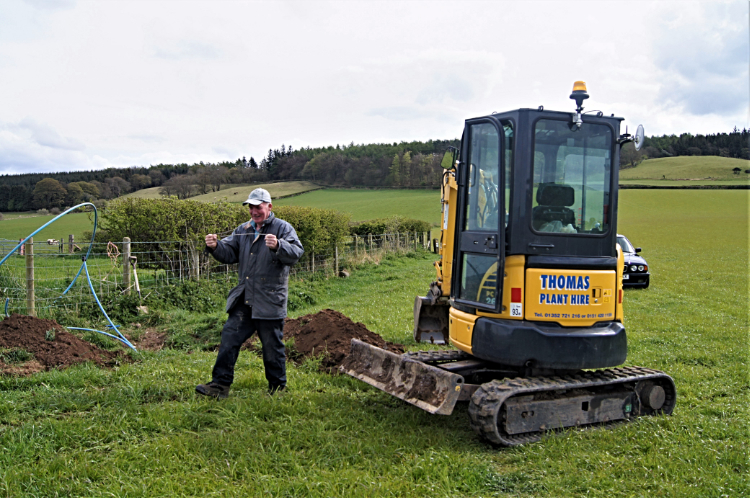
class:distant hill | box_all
[121,181,321,203]
[619,156,749,184]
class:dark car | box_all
[617,234,650,288]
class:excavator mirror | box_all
[634,124,645,151]
[440,150,454,169]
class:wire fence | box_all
[0,231,435,319]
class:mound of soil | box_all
[282,309,404,372]
[0,314,122,376]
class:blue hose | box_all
[0,203,137,351]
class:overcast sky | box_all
[0,0,747,175]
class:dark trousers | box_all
[212,303,286,390]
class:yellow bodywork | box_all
[436,166,625,354]
[436,172,459,297]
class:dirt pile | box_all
[282,309,404,372]
[0,314,122,376]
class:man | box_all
[196,188,304,398]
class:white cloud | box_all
[0,0,745,175]
[653,1,748,117]
[17,118,86,151]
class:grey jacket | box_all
[208,212,304,319]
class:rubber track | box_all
[404,349,471,363]
[467,366,676,447]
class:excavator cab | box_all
[344,82,674,446]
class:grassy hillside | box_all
[620,156,749,183]
[0,188,442,247]
[122,181,320,202]
[119,186,164,199]
[0,212,94,245]
[275,188,442,226]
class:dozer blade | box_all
[413,295,449,344]
[341,339,463,415]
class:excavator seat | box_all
[532,183,576,230]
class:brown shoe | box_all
[196,381,230,399]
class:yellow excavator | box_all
[342,82,675,446]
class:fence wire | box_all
[0,231,434,320]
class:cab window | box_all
[465,123,499,231]
[531,119,613,235]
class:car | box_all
[617,234,650,288]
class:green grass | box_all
[620,179,748,186]
[0,188,445,246]
[0,190,747,496]
[620,156,750,184]
[275,188,442,226]
[0,212,94,244]
[122,181,321,203]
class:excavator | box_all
[342,82,675,446]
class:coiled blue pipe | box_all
[0,203,137,351]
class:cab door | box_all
[453,120,505,312]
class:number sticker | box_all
[510,303,522,317]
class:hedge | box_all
[97,198,351,256]
[349,216,431,236]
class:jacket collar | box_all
[248,212,275,232]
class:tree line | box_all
[1,128,746,212]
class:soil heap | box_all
[0,314,121,376]
[282,309,404,372]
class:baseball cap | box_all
[243,188,272,206]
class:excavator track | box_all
[468,366,676,447]
[404,349,471,364]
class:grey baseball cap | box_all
[243,188,272,206]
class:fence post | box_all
[68,234,74,254]
[354,235,359,257]
[122,237,131,294]
[190,242,200,280]
[25,237,35,317]
[335,246,339,275]
[414,231,418,251]
[368,234,373,254]
[427,230,431,249]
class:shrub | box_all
[36,208,49,216]
[350,216,431,236]
[49,207,61,215]
[99,198,351,257]
[0,212,4,221]
[274,205,350,257]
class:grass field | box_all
[0,190,747,496]
[0,212,95,245]
[620,156,750,184]
[275,188,442,226]
[122,181,321,203]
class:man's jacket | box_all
[208,212,304,319]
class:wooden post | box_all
[334,246,339,275]
[122,237,131,294]
[427,230,431,249]
[368,234,373,254]
[25,237,34,317]
[354,235,359,257]
[414,231,418,251]
[190,242,200,280]
[68,234,74,254]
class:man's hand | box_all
[265,234,279,250]
[205,233,218,249]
